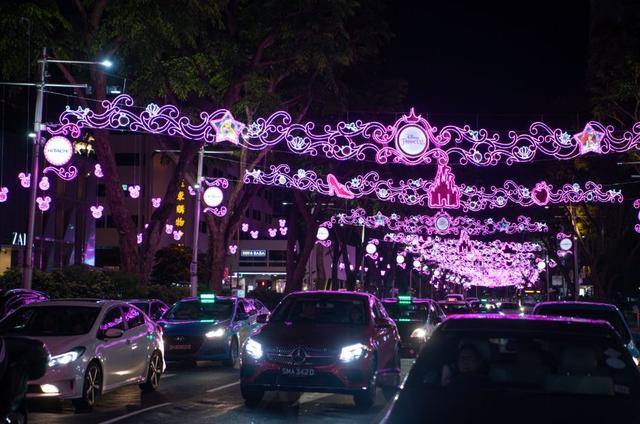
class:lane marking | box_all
[206,381,240,393]
[98,402,172,424]
[298,393,333,404]
[163,373,176,378]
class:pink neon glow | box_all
[279,227,288,236]
[241,223,249,232]
[18,172,30,188]
[574,123,604,155]
[90,205,104,219]
[339,263,345,270]
[165,224,173,234]
[173,230,184,241]
[250,230,259,239]
[202,178,229,217]
[327,173,355,199]
[43,135,73,166]
[188,185,196,196]
[634,199,640,233]
[427,152,460,208]
[152,198,161,208]
[36,196,51,211]
[279,219,286,228]
[38,176,50,191]
[43,165,78,181]
[210,111,246,144]
[137,233,143,244]
[245,165,622,211]
[94,164,104,178]
[128,185,141,199]
[48,94,640,167]
[268,228,277,237]
[0,187,7,202]
[229,244,238,254]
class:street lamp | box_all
[1,47,112,289]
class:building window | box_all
[115,153,140,166]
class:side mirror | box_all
[257,314,269,324]
[104,328,124,339]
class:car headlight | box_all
[339,343,367,362]
[410,328,427,339]
[48,347,85,367]
[633,357,639,366]
[205,328,226,338]
[245,339,263,359]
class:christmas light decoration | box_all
[38,177,50,191]
[0,187,8,203]
[202,177,228,217]
[36,196,51,211]
[90,205,104,219]
[94,164,104,178]
[18,172,30,188]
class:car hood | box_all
[160,319,231,336]
[8,335,90,357]
[251,322,367,349]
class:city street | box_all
[28,360,414,424]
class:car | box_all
[437,300,472,315]
[382,296,445,357]
[533,301,640,365]
[159,294,265,366]
[0,299,165,409]
[240,290,401,408]
[127,299,170,321]
[497,301,523,316]
[0,289,48,319]
[381,314,640,423]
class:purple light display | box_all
[36,196,51,211]
[128,185,141,199]
[244,164,622,211]
[18,172,30,188]
[0,187,7,203]
[43,165,78,181]
[634,199,640,233]
[152,198,161,208]
[228,244,238,254]
[39,176,50,191]
[47,95,640,166]
[321,208,548,236]
[94,164,104,178]
[165,224,173,234]
[202,177,228,217]
[90,205,104,219]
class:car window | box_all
[0,306,100,336]
[536,306,631,344]
[385,302,428,321]
[131,302,149,315]
[243,300,256,315]
[270,297,368,325]
[124,306,145,329]
[164,300,235,321]
[100,307,125,331]
[151,302,168,319]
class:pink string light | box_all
[0,187,7,203]
[18,172,30,188]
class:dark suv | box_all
[240,290,401,408]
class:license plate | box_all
[169,344,192,350]
[281,367,316,377]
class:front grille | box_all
[265,346,338,366]
[164,335,204,355]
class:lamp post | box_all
[190,145,204,297]
[1,48,111,289]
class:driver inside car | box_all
[441,344,491,388]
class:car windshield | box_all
[384,303,428,321]
[500,303,519,310]
[0,306,100,336]
[406,330,640,398]
[536,306,631,344]
[270,297,367,325]
[440,303,471,314]
[164,300,234,321]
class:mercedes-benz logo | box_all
[291,348,306,364]
[175,336,185,342]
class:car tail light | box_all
[156,324,163,336]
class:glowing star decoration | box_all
[90,205,104,219]
[152,198,161,208]
[137,233,143,245]
[128,185,141,199]
[173,230,184,241]
[36,196,51,211]
[250,230,259,239]
[94,164,104,178]
[38,176,50,191]
[229,244,238,254]
[18,172,30,188]
[0,187,7,202]
[241,223,249,232]
[165,224,173,234]
[427,153,460,208]
[43,136,73,166]
[327,173,355,199]
[531,182,550,206]
[209,111,245,144]
[279,219,286,228]
[268,228,277,237]
[279,227,288,236]
[574,123,605,155]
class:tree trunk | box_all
[315,244,326,291]
[208,227,228,293]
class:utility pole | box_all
[190,145,204,297]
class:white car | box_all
[0,299,165,409]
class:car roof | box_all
[438,300,470,305]
[440,314,616,337]
[24,299,125,308]
[534,301,619,311]
[288,290,374,299]
[125,299,165,303]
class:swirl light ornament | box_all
[202,177,229,217]
[43,165,78,181]
[47,95,640,166]
[243,165,623,211]
[322,208,547,236]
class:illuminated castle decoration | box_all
[456,230,471,254]
[327,173,355,199]
[210,111,245,144]
[573,123,604,155]
[427,160,460,209]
